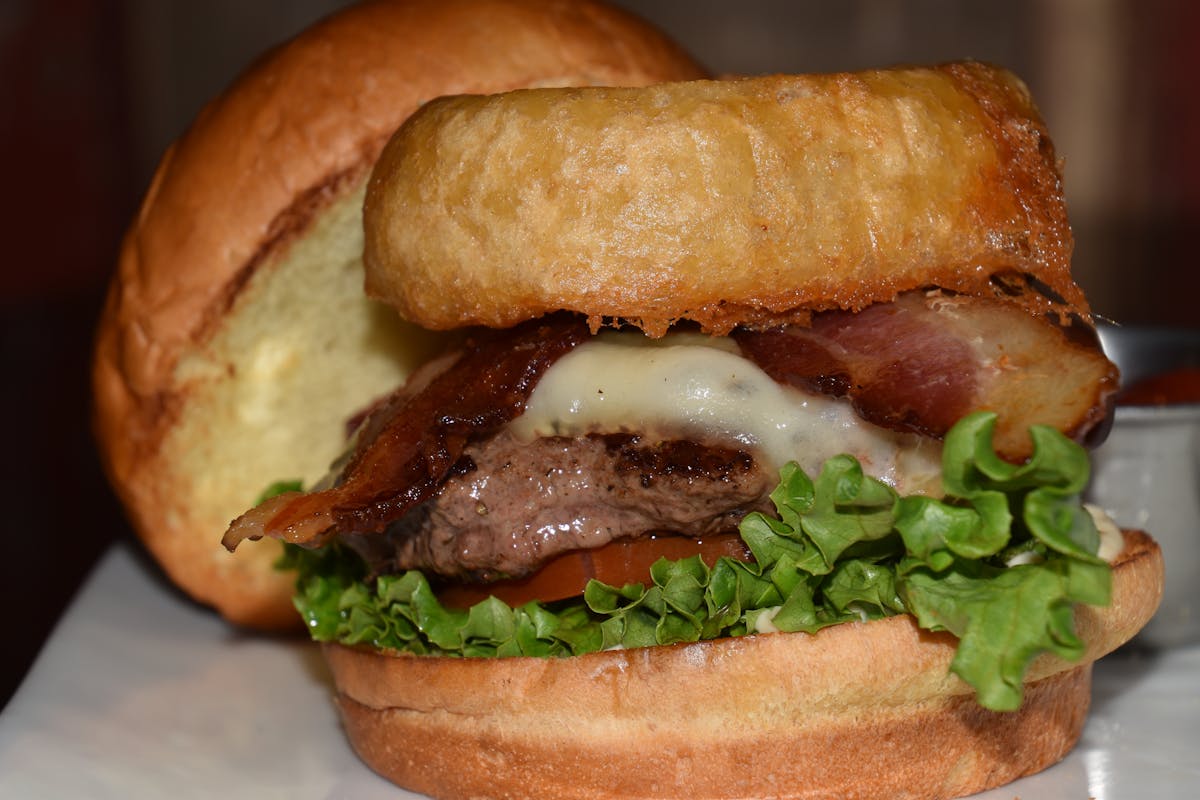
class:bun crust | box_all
[92,0,705,628]
[324,530,1163,800]
[364,62,1081,336]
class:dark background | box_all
[2,0,1196,709]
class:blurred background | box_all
[1,0,1196,707]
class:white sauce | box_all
[1086,504,1127,563]
[753,606,783,634]
[1004,549,1045,567]
[509,331,943,495]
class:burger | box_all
[93,3,1164,800]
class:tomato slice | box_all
[437,533,752,609]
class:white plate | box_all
[1,543,1197,799]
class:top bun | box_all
[364,61,1083,336]
[92,0,705,628]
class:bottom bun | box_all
[323,530,1163,800]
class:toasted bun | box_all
[324,529,1162,800]
[92,0,705,629]
[364,61,1083,336]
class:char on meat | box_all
[345,432,771,581]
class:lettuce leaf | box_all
[279,411,1110,712]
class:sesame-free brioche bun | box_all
[364,61,1082,337]
[325,529,1162,800]
[92,0,705,629]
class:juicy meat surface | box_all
[348,432,772,581]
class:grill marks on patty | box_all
[349,432,771,581]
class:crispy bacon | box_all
[735,292,1117,459]
[223,315,589,551]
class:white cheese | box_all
[509,331,943,494]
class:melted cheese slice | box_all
[508,331,943,494]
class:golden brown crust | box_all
[337,664,1091,800]
[364,61,1082,336]
[91,0,705,628]
[324,529,1162,799]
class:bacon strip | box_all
[735,292,1117,459]
[223,315,589,550]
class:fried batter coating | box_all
[364,62,1081,335]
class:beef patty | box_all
[346,431,773,582]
